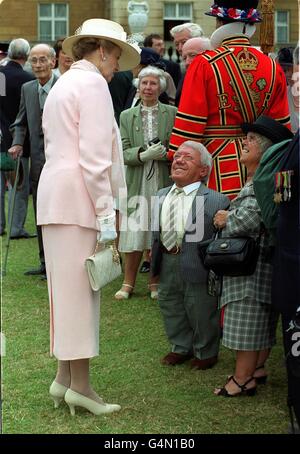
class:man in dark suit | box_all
[108,70,133,125]
[272,130,300,431]
[151,140,229,369]
[143,34,181,88]
[168,23,204,106]
[0,38,35,238]
[9,44,57,277]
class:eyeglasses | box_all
[29,57,50,65]
[173,154,194,162]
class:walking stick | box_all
[2,156,21,276]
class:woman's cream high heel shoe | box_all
[49,381,68,409]
[114,283,133,300]
[64,389,121,416]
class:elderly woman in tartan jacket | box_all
[213,116,293,398]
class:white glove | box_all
[139,142,166,162]
[96,212,117,243]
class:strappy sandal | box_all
[253,364,268,385]
[215,375,257,397]
[148,283,158,300]
[114,283,134,300]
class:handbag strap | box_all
[256,222,265,244]
[93,240,120,264]
[214,230,220,240]
[216,223,264,243]
[93,241,105,255]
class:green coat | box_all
[119,102,177,215]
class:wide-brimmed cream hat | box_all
[62,18,140,71]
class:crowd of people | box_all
[0,0,299,430]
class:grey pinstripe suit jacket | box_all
[10,75,58,182]
[151,183,230,283]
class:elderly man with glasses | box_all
[9,44,57,278]
[169,23,204,107]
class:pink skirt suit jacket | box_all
[37,60,126,360]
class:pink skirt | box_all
[42,225,99,360]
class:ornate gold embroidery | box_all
[237,48,258,71]
[244,73,260,104]
[217,93,231,110]
[232,73,260,110]
[244,73,253,85]
[232,95,241,112]
[257,78,267,91]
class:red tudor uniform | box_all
[169,36,291,199]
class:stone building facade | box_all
[0,1,298,50]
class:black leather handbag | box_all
[203,231,260,277]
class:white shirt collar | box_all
[38,72,55,94]
[170,181,201,195]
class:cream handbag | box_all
[85,241,122,291]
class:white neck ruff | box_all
[210,22,256,49]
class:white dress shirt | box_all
[161,181,201,246]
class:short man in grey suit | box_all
[151,141,230,369]
[9,44,57,277]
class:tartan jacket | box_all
[220,181,273,307]
[169,35,291,200]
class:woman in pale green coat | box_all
[116,66,177,300]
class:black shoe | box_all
[139,261,150,273]
[11,231,37,239]
[24,266,46,276]
[25,232,37,238]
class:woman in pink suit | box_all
[37,19,140,416]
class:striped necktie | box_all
[39,86,47,110]
[162,188,184,251]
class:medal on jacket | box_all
[274,172,283,203]
[274,170,294,203]
[288,170,293,201]
[283,172,289,201]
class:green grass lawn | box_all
[1,196,289,434]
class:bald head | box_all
[30,43,56,59]
[182,37,212,68]
[29,44,56,84]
